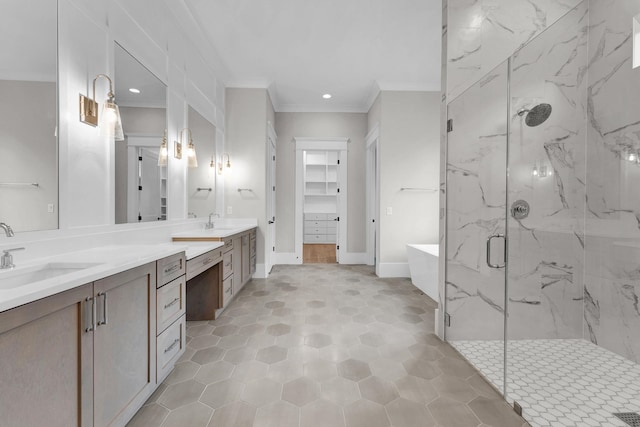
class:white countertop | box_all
[172,224,257,239]
[174,241,225,260]
[0,244,186,313]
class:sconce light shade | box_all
[99,99,124,140]
[158,130,168,167]
[218,153,231,175]
[180,128,198,168]
[79,74,124,141]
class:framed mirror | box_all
[114,43,168,224]
[187,106,216,219]
[0,0,58,233]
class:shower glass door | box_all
[445,61,509,395]
[505,2,588,419]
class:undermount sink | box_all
[0,262,102,290]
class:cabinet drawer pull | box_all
[164,297,181,310]
[85,296,95,332]
[96,292,108,326]
[164,338,181,354]
[202,257,214,266]
[164,263,181,275]
[224,261,231,267]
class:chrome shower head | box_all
[517,103,552,127]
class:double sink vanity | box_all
[0,223,256,427]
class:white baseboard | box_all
[274,252,302,265]
[378,262,410,278]
[339,252,368,264]
[252,263,268,279]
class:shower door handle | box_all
[486,234,506,269]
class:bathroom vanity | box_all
[173,225,257,317]
[0,245,194,427]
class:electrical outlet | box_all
[386,207,393,215]
[47,204,55,213]
[227,206,233,215]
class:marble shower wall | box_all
[506,2,588,340]
[446,0,582,101]
[584,0,640,364]
[445,62,509,342]
[440,0,584,340]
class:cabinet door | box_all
[233,235,243,293]
[241,234,250,284]
[0,283,93,427]
[93,263,157,427]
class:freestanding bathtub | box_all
[406,244,439,302]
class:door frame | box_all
[294,137,349,264]
[365,124,380,270]
[265,122,277,275]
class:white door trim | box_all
[294,137,349,264]
[365,124,380,268]
[265,122,277,275]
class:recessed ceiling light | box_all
[129,88,141,94]
[322,93,332,99]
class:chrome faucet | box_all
[205,213,220,229]
[1,247,25,269]
[0,223,14,237]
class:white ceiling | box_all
[183,0,442,113]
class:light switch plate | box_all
[386,207,393,215]
[227,206,233,214]
[47,204,55,213]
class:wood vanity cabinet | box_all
[173,227,257,312]
[93,263,157,427]
[0,283,94,427]
[0,258,181,427]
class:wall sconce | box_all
[180,128,198,168]
[218,153,231,175]
[79,74,124,140]
[158,129,168,167]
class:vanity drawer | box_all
[157,252,186,287]
[222,251,233,278]
[304,234,326,243]
[223,238,234,253]
[157,315,186,382]
[157,276,186,334]
[221,275,233,307]
[187,248,222,281]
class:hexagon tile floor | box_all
[127,264,527,427]
[452,339,640,427]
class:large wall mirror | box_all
[0,0,58,233]
[187,106,216,218]
[114,43,168,224]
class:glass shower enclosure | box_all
[443,2,640,425]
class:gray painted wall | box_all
[275,112,368,254]
[375,91,440,271]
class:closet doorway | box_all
[294,138,348,264]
